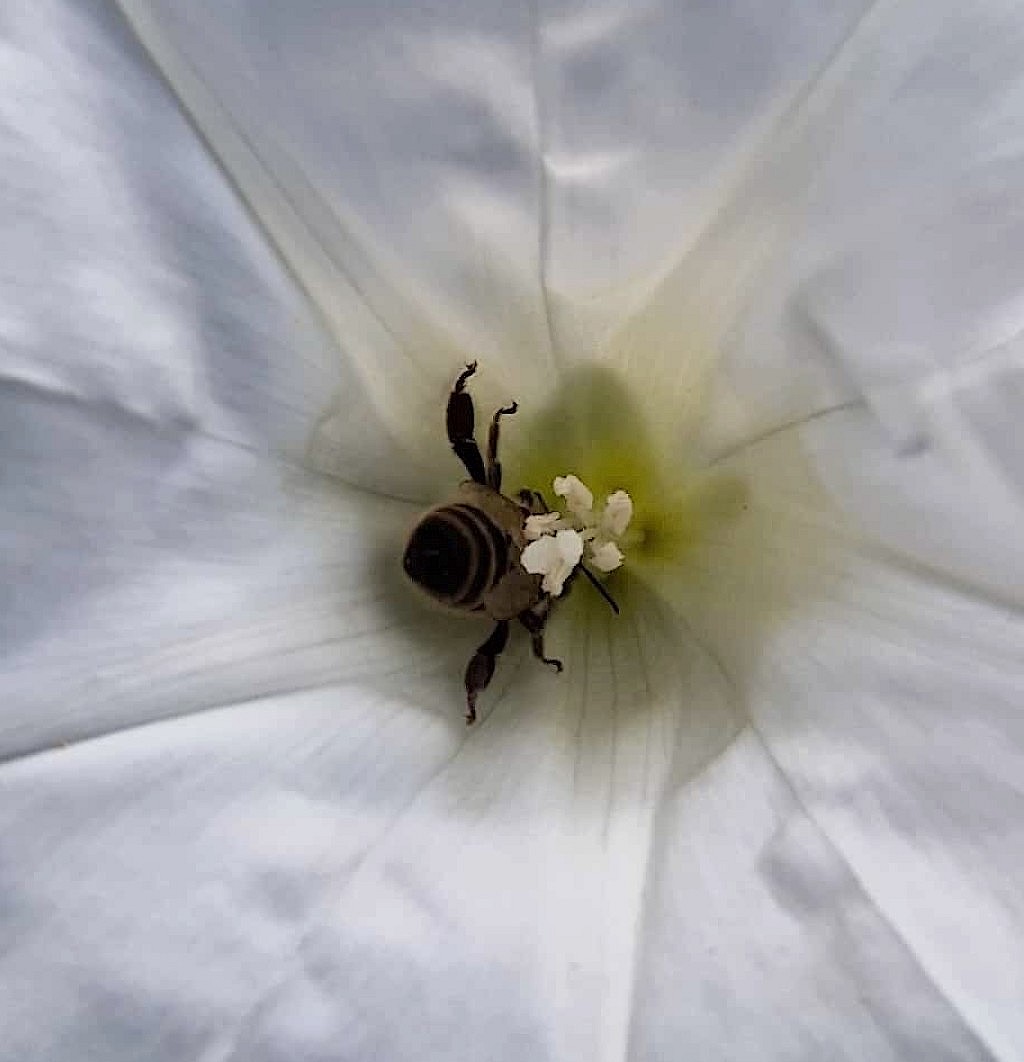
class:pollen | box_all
[520,528,585,595]
[520,473,634,595]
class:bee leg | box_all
[485,401,518,491]
[516,490,548,516]
[447,362,486,484]
[464,620,510,724]
[518,600,563,673]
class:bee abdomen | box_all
[403,503,510,608]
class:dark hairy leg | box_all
[464,620,510,724]
[485,401,518,491]
[518,600,563,673]
[446,362,486,484]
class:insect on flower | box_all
[402,363,625,724]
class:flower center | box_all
[520,474,634,596]
[507,365,748,601]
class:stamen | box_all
[578,563,620,615]
[520,472,633,599]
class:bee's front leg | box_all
[447,362,487,485]
[517,489,549,516]
[485,401,517,491]
[464,620,510,724]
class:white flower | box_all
[4,4,1024,1061]
[520,528,585,595]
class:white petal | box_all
[629,730,995,1062]
[523,0,876,338]
[0,3,465,753]
[115,0,563,480]
[747,554,1024,1058]
[673,425,1024,1057]
[0,584,743,1062]
[609,1,1024,475]
[0,683,476,1057]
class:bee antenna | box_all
[578,563,620,615]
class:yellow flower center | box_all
[508,365,747,588]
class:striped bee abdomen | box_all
[403,503,510,607]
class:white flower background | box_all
[2,1,1024,1060]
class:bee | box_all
[403,362,617,724]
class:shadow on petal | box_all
[664,421,854,712]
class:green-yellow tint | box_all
[507,365,747,583]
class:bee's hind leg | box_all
[464,620,510,724]
[518,599,563,673]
